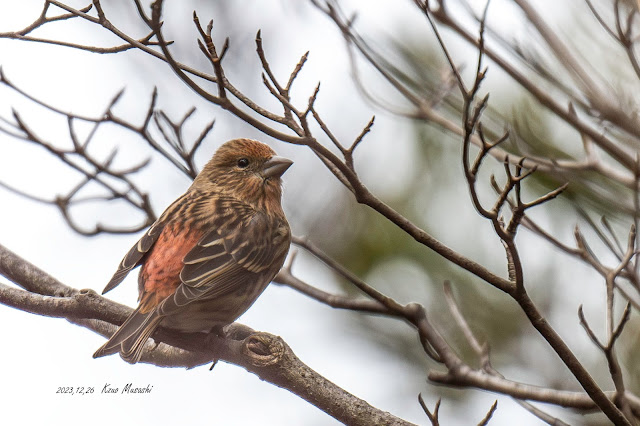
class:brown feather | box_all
[94,139,292,362]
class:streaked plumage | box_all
[93,139,292,363]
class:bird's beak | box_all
[262,156,293,179]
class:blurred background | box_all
[1,0,638,425]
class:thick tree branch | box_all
[0,243,413,426]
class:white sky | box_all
[0,1,618,425]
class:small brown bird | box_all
[93,139,292,363]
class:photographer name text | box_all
[55,383,154,395]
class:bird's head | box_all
[194,139,293,211]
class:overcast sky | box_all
[0,1,591,425]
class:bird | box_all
[93,138,292,363]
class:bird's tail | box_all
[93,308,163,364]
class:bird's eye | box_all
[237,158,249,168]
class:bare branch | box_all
[419,394,441,426]
[477,400,498,426]
[0,244,414,426]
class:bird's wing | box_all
[156,200,290,315]
[101,194,191,295]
